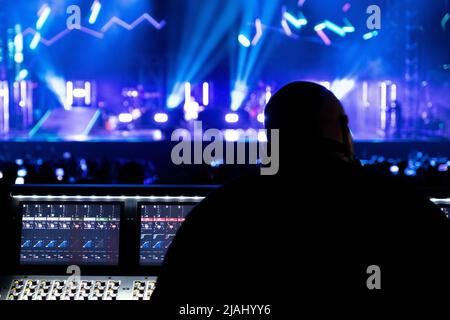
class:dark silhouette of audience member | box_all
[151,82,450,315]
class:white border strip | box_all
[431,198,450,204]
[13,195,205,201]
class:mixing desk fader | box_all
[2,276,157,301]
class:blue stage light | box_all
[231,0,281,108]
[13,26,24,63]
[89,1,102,25]
[238,34,251,47]
[30,33,41,50]
[257,113,265,124]
[16,69,29,81]
[167,0,241,108]
[14,53,23,64]
[390,165,399,174]
[184,82,191,104]
[342,18,355,33]
[202,82,210,106]
[167,93,183,109]
[154,113,169,123]
[55,168,64,181]
[230,81,248,111]
[330,79,355,99]
[363,30,378,40]
[314,22,326,31]
[405,168,417,176]
[118,113,133,123]
[324,20,346,37]
[283,11,307,29]
[225,113,239,123]
[17,168,27,178]
[44,73,66,107]
[441,13,450,31]
[36,5,51,31]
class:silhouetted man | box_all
[151,82,449,316]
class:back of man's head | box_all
[264,81,355,167]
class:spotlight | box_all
[225,113,239,124]
[14,26,24,63]
[17,168,27,178]
[342,18,355,33]
[89,1,102,25]
[153,130,163,141]
[257,113,265,124]
[230,81,248,111]
[315,30,331,46]
[251,19,263,46]
[16,69,29,81]
[330,79,355,99]
[238,34,251,48]
[265,86,272,104]
[390,165,399,175]
[224,129,240,142]
[184,100,201,121]
[118,113,133,123]
[131,109,142,120]
[55,168,64,181]
[167,93,183,109]
[36,5,51,30]
[283,12,307,29]
[30,33,41,50]
[0,81,10,133]
[14,52,23,64]
[154,113,169,123]
[184,82,191,104]
[202,82,209,106]
[324,20,346,37]
[314,22,326,32]
[363,31,378,40]
[66,81,94,109]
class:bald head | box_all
[265,81,354,161]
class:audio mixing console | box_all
[1,276,157,300]
[1,185,448,301]
[0,185,216,301]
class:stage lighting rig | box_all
[0,81,9,133]
[65,81,96,109]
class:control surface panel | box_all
[1,276,157,301]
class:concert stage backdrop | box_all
[0,0,449,141]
